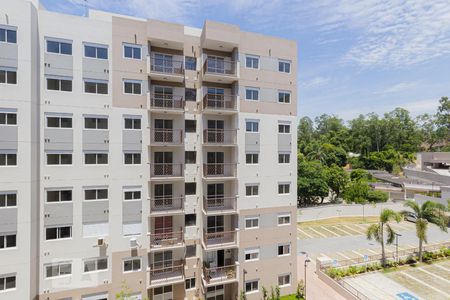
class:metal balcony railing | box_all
[150,196,184,213]
[149,231,184,248]
[203,264,237,284]
[202,94,237,111]
[203,196,237,213]
[203,163,237,177]
[150,163,184,177]
[151,129,184,144]
[150,94,185,110]
[149,259,184,285]
[203,58,237,76]
[150,55,184,75]
[203,129,237,145]
[203,230,237,248]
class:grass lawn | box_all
[298,216,378,226]
[280,294,303,300]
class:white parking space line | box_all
[320,226,341,237]
[342,224,365,235]
[308,226,327,238]
[417,267,450,284]
[353,224,369,231]
[352,250,364,257]
[435,264,450,272]
[401,271,450,298]
[336,252,351,259]
[366,248,379,254]
[297,227,314,239]
[332,225,352,235]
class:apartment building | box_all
[0,1,298,299]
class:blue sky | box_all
[41,0,450,120]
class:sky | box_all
[41,0,450,121]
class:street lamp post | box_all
[304,256,311,299]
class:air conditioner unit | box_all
[97,237,105,247]
[130,237,139,249]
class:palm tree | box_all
[366,209,401,267]
[402,200,448,262]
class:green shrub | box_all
[367,190,389,203]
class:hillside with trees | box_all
[297,96,450,206]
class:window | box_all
[0,234,16,249]
[186,245,196,258]
[84,44,108,59]
[46,190,72,203]
[0,153,17,166]
[0,68,17,84]
[0,275,16,291]
[84,80,108,94]
[278,153,290,164]
[245,280,259,294]
[185,277,196,290]
[278,124,290,133]
[124,190,141,201]
[278,244,291,256]
[245,55,259,69]
[45,262,72,278]
[84,257,108,273]
[124,153,141,165]
[84,117,108,129]
[278,274,291,286]
[0,112,16,125]
[0,193,16,207]
[85,153,108,165]
[246,153,259,164]
[245,216,259,229]
[185,57,196,70]
[278,91,291,103]
[278,214,291,226]
[246,185,259,196]
[185,214,196,226]
[185,88,196,101]
[124,80,142,95]
[185,182,196,195]
[123,44,142,59]
[278,60,291,73]
[185,120,196,133]
[123,258,141,272]
[46,153,72,165]
[84,188,108,201]
[245,87,259,101]
[46,226,72,240]
[245,248,260,261]
[46,116,72,128]
[124,117,141,129]
[46,77,72,91]
[246,121,259,133]
[185,151,196,164]
[278,183,290,194]
[46,39,72,55]
[0,27,17,43]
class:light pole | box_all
[304,256,311,299]
[395,233,402,263]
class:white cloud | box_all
[373,81,419,95]
[301,76,330,89]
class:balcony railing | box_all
[150,94,185,111]
[149,231,184,248]
[203,163,237,178]
[203,196,237,214]
[151,129,184,144]
[203,58,237,76]
[149,55,184,75]
[202,94,237,111]
[203,129,237,145]
[149,259,184,285]
[150,196,184,213]
[151,163,184,178]
[203,230,237,248]
[203,264,237,284]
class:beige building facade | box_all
[0,1,298,299]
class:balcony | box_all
[149,93,185,113]
[202,230,238,250]
[203,57,238,83]
[148,260,185,288]
[148,55,184,82]
[150,163,184,180]
[203,163,237,179]
[202,263,239,286]
[149,231,184,250]
[203,129,237,146]
[203,196,237,215]
[151,129,184,146]
[202,94,237,114]
[150,196,185,216]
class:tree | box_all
[350,169,371,182]
[367,190,389,203]
[436,96,450,130]
[326,164,349,201]
[343,180,369,204]
[366,209,401,267]
[240,290,247,300]
[417,113,447,151]
[297,160,329,205]
[402,200,448,262]
[262,286,268,300]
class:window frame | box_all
[278,90,291,104]
[278,183,290,195]
[46,152,73,166]
[83,43,108,60]
[45,189,72,203]
[123,43,142,60]
[84,152,109,165]
[0,233,17,249]
[245,216,259,229]
[278,243,291,256]
[0,67,17,85]
[124,152,142,165]
[84,116,108,130]
[278,123,291,134]
[84,79,109,95]
[278,153,291,164]
[0,192,17,208]
[123,79,142,95]
[45,262,72,278]
[45,76,73,92]
[278,59,291,73]
[84,187,108,202]
[245,54,260,69]
[0,274,16,291]
[185,277,196,290]
[0,110,17,126]
[245,153,259,165]
[83,257,108,273]
[245,279,259,294]
[0,152,17,167]
[45,226,72,241]
[245,87,260,101]
[278,273,291,287]
[0,25,17,44]
[244,247,260,262]
[45,38,73,55]
[278,213,291,226]
[124,116,142,130]
[245,184,259,197]
[123,257,142,273]
[245,120,259,133]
